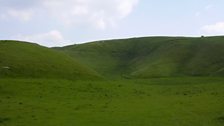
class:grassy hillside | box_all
[57,36,224,78]
[0,40,100,80]
[1,38,224,126]
[0,78,224,126]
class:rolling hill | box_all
[57,36,224,79]
[0,40,100,80]
[1,38,224,126]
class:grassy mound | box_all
[57,36,224,78]
[0,40,100,80]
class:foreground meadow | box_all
[0,77,224,126]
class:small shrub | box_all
[217,116,224,122]
[0,117,10,123]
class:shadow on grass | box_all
[0,117,10,124]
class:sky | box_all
[0,0,224,47]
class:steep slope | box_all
[57,36,224,78]
[0,40,100,79]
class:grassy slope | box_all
[57,36,224,79]
[0,78,224,126]
[0,40,100,80]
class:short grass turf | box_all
[0,77,224,126]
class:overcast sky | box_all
[1,0,224,47]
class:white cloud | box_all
[7,9,33,21]
[117,0,139,18]
[1,0,139,46]
[0,0,139,29]
[202,22,224,34]
[41,0,139,29]
[14,30,71,47]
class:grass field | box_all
[1,77,224,126]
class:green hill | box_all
[1,38,224,126]
[57,36,224,79]
[0,40,100,80]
